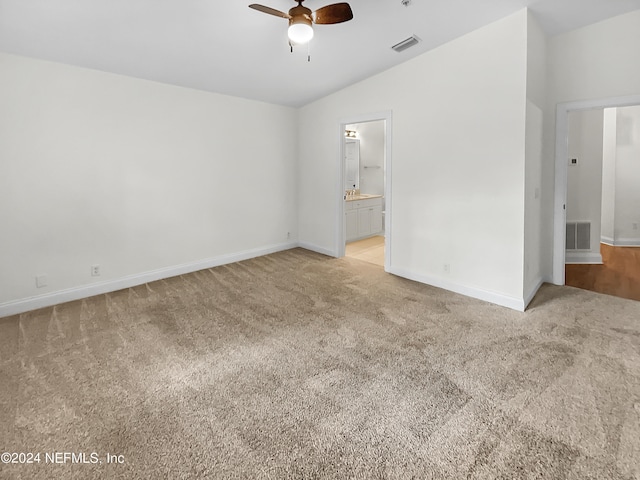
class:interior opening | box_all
[563,105,640,301]
[343,119,386,267]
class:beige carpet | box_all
[1,248,639,479]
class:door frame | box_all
[552,94,640,285]
[337,111,393,270]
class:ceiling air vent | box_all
[391,35,421,52]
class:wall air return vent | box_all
[391,35,421,52]
[566,222,591,250]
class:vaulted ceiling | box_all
[1,0,639,107]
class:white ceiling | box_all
[1,0,639,107]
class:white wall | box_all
[524,101,544,300]
[299,10,530,309]
[614,105,640,244]
[544,10,640,280]
[548,10,640,104]
[0,52,298,315]
[523,11,546,302]
[601,105,640,246]
[601,108,617,243]
[566,109,604,258]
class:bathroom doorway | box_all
[338,111,392,270]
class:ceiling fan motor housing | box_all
[289,4,313,27]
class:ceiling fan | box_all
[249,0,353,46]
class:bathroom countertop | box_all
[345,194,383,202]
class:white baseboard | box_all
[612,238,640,247]
[0,241,298,318]
[601,236,615,246]
[0,241,549,318]
[565,252,603,264]
[601,237,640,247]
[387,266,526,312]
[297,241,337,258]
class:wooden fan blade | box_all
[248,4,291,19]
[312,3,353,24]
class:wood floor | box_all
[345,235,384,266]
[565,243,640,301]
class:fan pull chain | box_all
[286,41,311,61]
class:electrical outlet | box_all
[91,265,101,277]
[633,223,639,231]
[287,231,291,239]
[443,264,450,274]
[36,274,47,288]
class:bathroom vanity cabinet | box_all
[345,195,383,242]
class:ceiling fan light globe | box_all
[288,22,313,44]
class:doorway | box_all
[337,111,392,270]
[564,106,640,301]
[553,95,640,301]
